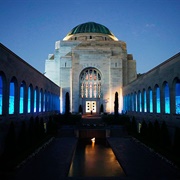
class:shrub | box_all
[160,121,171,148]
[28,116,35,146]
[114,92,119,116]
[140,120,148,139]
[153,120,161,145]
[147,121,153,143]
[17,121,27,152]
[79,105,83,114]
[173,127,180,155]
[47,116,57,135]
[100,104,104,113]
[131,116,137,135]
[3,121,17,159]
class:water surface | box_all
[68,139,125,177]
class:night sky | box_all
[0,0,180,74]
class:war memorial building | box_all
[45,22,180,127]
[45,22,137,114]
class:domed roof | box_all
[67,22,114,36]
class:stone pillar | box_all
[170,83,176,114]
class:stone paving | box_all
[108,137,180,179]
[3,115,180,180]
[6,137,78,180]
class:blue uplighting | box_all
[176,81,180,114]
[156,86,161,113]
[143,90,147,112]
[164,83,170,114]
[131,94,134,111]
[149,89,153,113]
[28,87,31,113]
[19,83,24,113]
[34,89,37,112]
[39,90,42,112]
[0,76,2,115]
[43,93,45,112]
[135,93,137,112]
[9,81,15,114]
[139,91,142,112]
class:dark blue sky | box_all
[0,0,180,73]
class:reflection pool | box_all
[68,139,125,177]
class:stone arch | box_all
[154,84,161,113]
[19,81,26,114]
[39,88,43,112]
[34,86,39,113]
[173,77,180,114]
[162,81,170,114]
[138,90,142,112]
[0,71,6,115]
[9,76,18,114]
[142,88,147,112]
[134,91,137,112]
[148,86,153,113]
[27,84,33,113]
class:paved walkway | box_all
[6,137,78,180]
[3,117,180,180]
[108,137,180,179]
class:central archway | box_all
[79,68,102,114]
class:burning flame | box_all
[91,137,95,143]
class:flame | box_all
[91,137,95,143]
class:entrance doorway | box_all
[86,101,96,113]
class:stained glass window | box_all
[80,68,101,98]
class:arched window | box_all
[27,85,33,113]
[156,85,161,113]
[164,82,170,114]
[143,89,147,112]
[138,91,142,112]
[149,87,153,113]
[128,94,131,111]
[39,89,43,112]
[19,81,25,114]
[0,75,3,115]
[80,68,101,98]
[123,95,127,111]
[134,92,137,112]
[34,87,38,112]
[9,78,16,114]
[47,92,50,111]
[131,93,134,111]
[43,91,46,112]
[175,80,180,114]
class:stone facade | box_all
[0,43,60,121]
[45,23,137,114]
[123,52,180,131]
[0,43,60,155]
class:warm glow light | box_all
[91,137,95,143]
[91,137,95,148]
